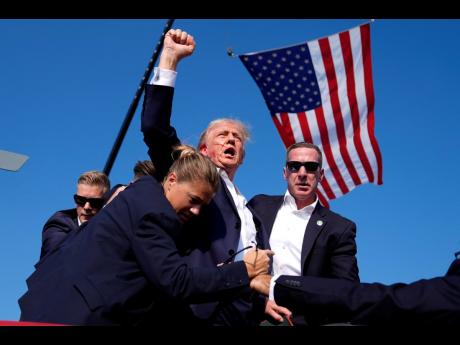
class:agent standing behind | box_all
[104,160,155,205]
[39,170,110,260]
[248,142,359,325]
[19,145,273,326]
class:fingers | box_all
[167,29,194,45]
[265,300,284,322]
[185,34,195,47]
[267,308,284,322]
[274,305,292,320]
[265,300,293,323]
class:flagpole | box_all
[103,19,175,176]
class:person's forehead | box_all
[209,121,243,134]
[288,147,319,159]
[77,183,104,194]
[179,180,213,196]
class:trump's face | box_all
[199,121,245,179]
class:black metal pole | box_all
[103,19,175,176]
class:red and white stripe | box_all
[272,24,383,207]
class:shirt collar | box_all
[283,190,318,214]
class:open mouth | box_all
[223,147,236,158]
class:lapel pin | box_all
[316,220,323,226]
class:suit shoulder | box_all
[322,207,356,227]
[43,209,77,232]
[45,208,77,224]
[248,194,283,205]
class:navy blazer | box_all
[248,194,359,281]
[40,208,79,260]
[141,84,270,326]
[19,176,250,326]
[275,258,460,325]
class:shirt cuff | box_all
[269,274,280,301]
[149,67,177,87]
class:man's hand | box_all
[159,29,196,71]
[243,249,274,279]
[264,299,293,325]
[249,273,271,295]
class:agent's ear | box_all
[166,172,177,190]
[283,166,288,181]
[318,168,324,182]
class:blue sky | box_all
[1,19,459,321]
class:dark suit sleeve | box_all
[329,220,359,281]
[141,84,180,182]
[40,214,76,259]
[275,271,460,325]
[132,212,249,303]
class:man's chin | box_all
[221,158,240,169]
[293,190,313,198]
[80,215,92,223]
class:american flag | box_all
[239,23,383,207]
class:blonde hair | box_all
[77,171,110,194]
[166,145,220,193]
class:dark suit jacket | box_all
[275,258,460,325]
[248,194,359,325]
[19,176,250,326]
[141,84,270,326]
[248,195,359,281]
[40,208,79,260]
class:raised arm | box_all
[141,29,196,182]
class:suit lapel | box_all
[300,203,327,273]
[265,196,285,238]
[219,176,239,216]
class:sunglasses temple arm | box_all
[222,245,254,264]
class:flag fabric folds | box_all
[239,23,383,207]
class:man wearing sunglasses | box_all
[39,170,110,260]
[248,142,359,325]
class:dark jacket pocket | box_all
[74,277,105,311]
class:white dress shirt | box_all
[269,191,318,300]
[149,67,177,87]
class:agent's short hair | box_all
[133,160,156,180]
[286,142,323,168]
[77,170,110,194]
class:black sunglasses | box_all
[286,161,320,173]
[73,194,105,209]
